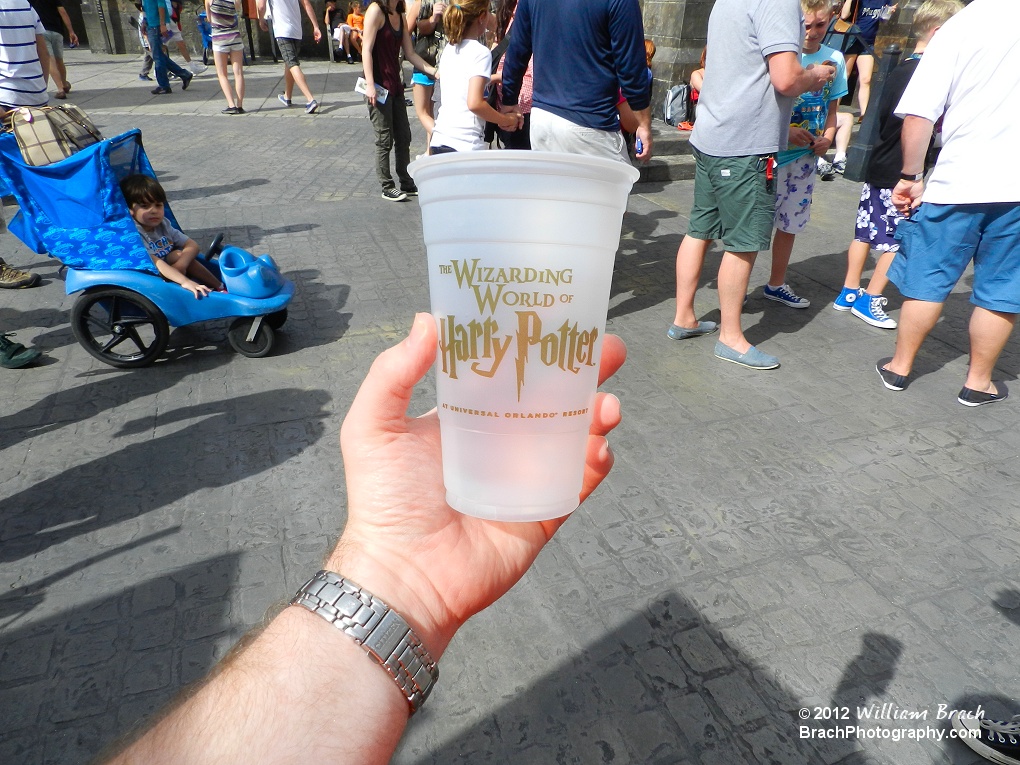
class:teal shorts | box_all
[889,201,1020,313]
[687,148,776,253]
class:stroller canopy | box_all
[0,129,180,273]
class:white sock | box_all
[834,151,847,163]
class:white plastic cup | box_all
[409,152,638,522]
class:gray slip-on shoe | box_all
[714,341,780,370]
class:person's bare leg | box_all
[856,55,875,118]
[176,40,193,63]
[289,64,315,103]
[844,239,871,290]
[833,111,853,161]
[672,235,712,328]
[769,229,795,287]
[413,84,435,148]
[863,249,895,296]
[214,51,235,107]
[283,66,295,100]
[885,298,943,376]
[963,307,1017,393]
[717,250,757,353]
[54,57,69,91]
[232,50,245,109]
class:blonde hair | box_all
[912,0,963,38]
[801,0,833,14]
[443,0,488,45]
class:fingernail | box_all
[409,312,430,343]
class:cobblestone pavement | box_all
[1,51,1017,765]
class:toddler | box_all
[121,174,225,298]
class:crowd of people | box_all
[3,1,1020,762]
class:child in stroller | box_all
[121,174,226,297]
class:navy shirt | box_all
[501,0,648,132]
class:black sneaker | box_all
[381,188,408,202]
[876,358,907,391]
[952,713,1020,765]
[181,73,193,90]
[400,184,418,196]
[958,383,1009,407]
[151,86,172,95]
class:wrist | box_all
[324,535,457,658]
[900,171,924,182]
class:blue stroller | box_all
[196,11,213,65]
[0,129,294,368]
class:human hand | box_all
[499,104,523,131]
[892,178,923,215]
[259,18,268,31]
[635,123,652,161]
[502,112,518,131]
[433,2,445,18]
[313,26,322,42]
[183,280,211,298]
[69,32,79,46]
[326,313,626,657]
[812,135,832,156]
[806,62,836,92]
[365,81,377,106]
[788,126,815,147]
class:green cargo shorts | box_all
[687,148,776,253]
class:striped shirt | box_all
[0,0,47,108]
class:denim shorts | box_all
[276,37,301,68]
[888,201,1020,312]
[41,29,64,60]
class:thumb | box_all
[343,313,437,438]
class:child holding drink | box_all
[428,0,517,154]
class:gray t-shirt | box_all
[135,219,190,260]
[691,0,802,157]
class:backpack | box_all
[663,83,692,126]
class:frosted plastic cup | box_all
[409,152,639,522]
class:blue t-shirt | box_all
[501,0,648,132]
[777,45,848,164]
[854,0,894,44]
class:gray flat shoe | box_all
[667,320,718,340]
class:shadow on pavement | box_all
[0,553,243,764]
[0,387,330,563]
[396,592,903,764]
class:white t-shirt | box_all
[267,0,303,40]
[894,0,1020,204]
[430,39,492,152]
[0,0,47,109]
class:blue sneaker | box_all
[833,286,862,312]
[851,293,897,328]
[763,283,810,308]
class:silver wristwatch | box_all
[291,570,439,714]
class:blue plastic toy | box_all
[0,129,295,367]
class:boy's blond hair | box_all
[801,0,834,15]
[912,0,963,38]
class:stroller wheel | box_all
[228,317,274,358]
[266,308,288,329]
[72,287,170,368]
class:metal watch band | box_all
[290,570,438,714]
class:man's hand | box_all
[259,18,269,31]
[68,31,79,46]
[328,314,626,656]
[805,62,836,93]
[313,25,322,43]
[499,104,523,131]
[812,135,832,156]
[892,178,924,215]
[788,126,815,147]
